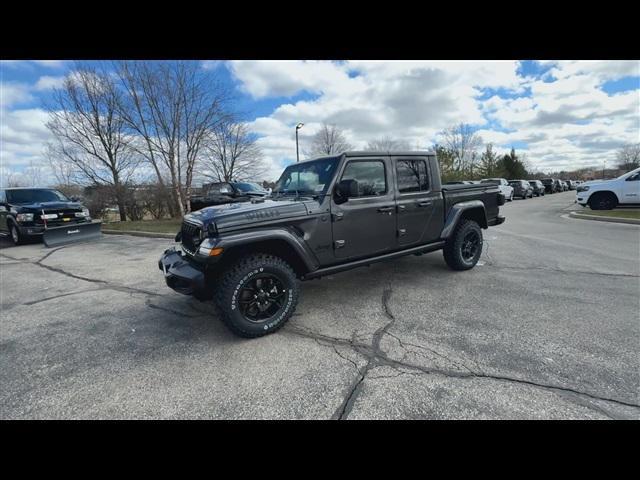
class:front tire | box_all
[215,253,299,338]
[9,223,25,246]
[443,219,483,271]
[589,192,617,210]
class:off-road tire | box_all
[215,253,299,338]
[443,219,483,271]
[588,192,617,211]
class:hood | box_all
[184,198,309,230]
[14,201,83,211]
[581,180,605,187]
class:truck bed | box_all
[441,183,502,223]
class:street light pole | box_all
[295,123,304,162]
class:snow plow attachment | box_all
[43,221,103,248]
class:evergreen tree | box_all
[478,144,500,178]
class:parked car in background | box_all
[528,180,546,196]
[553,179,565,192]
[541,178,557,193]
[576,167,640,210]
[191,182,269,211]
[444,181,475,185]
[508,180,534,199]
[481,178,514,202]
[565,180,577,190]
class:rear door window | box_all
[396,159,429,193]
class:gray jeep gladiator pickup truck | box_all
[159,151,505,338]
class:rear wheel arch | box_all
[459,206,488,229]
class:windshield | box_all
[481,179,500,185]
[233,182,266,193]
[6,189,69,204]
[273,157,339,196]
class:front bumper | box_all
[16,219,91,236]
[159,247,206,296]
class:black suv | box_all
[0,188,91,245]
[190,182,269,211]
[160,151,505,338]
[541,178,558,194]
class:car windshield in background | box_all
[273,157,339,196]
[6,189,69,204]
[541,179,553,184]
[480,180,500,185]
[234,182,266,193]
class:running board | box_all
[303,241,445,280]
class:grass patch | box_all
[102,219,182,233]
[579,209,640,220]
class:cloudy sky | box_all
[1,60,638,185]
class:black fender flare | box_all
[440,200,488,239]
[214,228,319,272]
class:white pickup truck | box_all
[576,167,640,210]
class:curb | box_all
[102,229,176,239]
[569,211,640,225]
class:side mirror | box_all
[334,179,358,204]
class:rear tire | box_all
[443,219,483,271]
[589,192,617,210]
[214,253,299,338]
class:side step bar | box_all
[303,241,445,280]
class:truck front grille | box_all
[181,220,202,255]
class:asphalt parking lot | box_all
[1,191,639,419]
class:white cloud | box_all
[35,75,66,91]
[0,82,34,108]
[227,60,640,175]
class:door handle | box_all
[417,200,433,207]
[377,206,394,214]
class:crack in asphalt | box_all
[2,248,637,418]
[0,252,162,299]
[288,284,640,419]
[484,262,640,279]
[22,287,104,306]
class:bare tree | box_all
[616,143,640,171]
[305,123,353,158]
[440,123,483,176]
[47,153,80,188]
[114,61,231,215]
[46,65,136,221]
[201,120,267,182]
[3,170,26,187]
[365,136,411,151]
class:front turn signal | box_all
[209,247,224,256]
